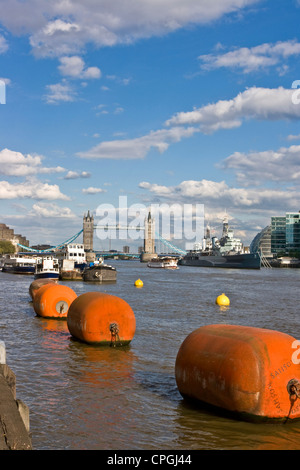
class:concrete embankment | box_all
[0,341,32,450]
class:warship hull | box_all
[178,252,261,269]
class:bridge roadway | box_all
[95,251,140,259]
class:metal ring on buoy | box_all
[175,324,300,422]
[33,284,77,319]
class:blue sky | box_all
[1,0,300,251]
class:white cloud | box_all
[287,134,300,141]
[139,179,298,213]
[58,56,101,79]
[220,144,300,186]
[64,170,91,179]
[166,87,300,133]
[82,187,107,194]
[139,178,300,244]
[78,86,300,160]
[0,148,65,176]
[77,126,198,159]
[199,40,300,73]
[0,34,8,53]
[0,178,70,200]
[44,80,76,104]
[29,202,76,218]
[0,0,261,57]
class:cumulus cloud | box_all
[0,0,261,57]
[166,87,300,133]
[220,144,300,186]
[0,178,70,200]
[139,180,298,213]
[44,80,77,104]
[198,40,300,73]
[77,126,198,159]
[64,170,91,179]
[82,187,107,194]
[78,86,300,160]
[0,148,65,176]
[29,202,76,218]
[287,134,300,141]
[0,34,8,53]
[58,56,101,79]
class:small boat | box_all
[59,259,83,280]
[147,256,179,269]
[34,256,60,280]
[82,260,117,282]
[1,254,36,274]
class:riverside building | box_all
[251,211,300,257]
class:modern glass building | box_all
[271,216,286,254]
[271,212,300,255]
[250,225,272,257]
[286,212,300,252]
[251,211,300,256]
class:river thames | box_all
[1,260,300,450]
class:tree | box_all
[0,241,15,254]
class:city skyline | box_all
[1,0,300,250]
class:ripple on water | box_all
[1,265,300,449]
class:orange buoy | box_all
[175,324,300,422]
[33,284,77,319]
[29,278,58,300]
[67,292,136,346]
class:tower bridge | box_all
[83,210,187,260]
[17,210,187,258]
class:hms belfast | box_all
[178,217,261,269]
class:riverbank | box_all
[0,342,31,450]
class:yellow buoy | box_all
[134,279,143,288]
[216,293,230,306]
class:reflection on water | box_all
[0,262,300,449]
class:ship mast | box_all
[221,214,229,239]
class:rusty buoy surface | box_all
[67,292,136,346]
[33,284,77,319]
[175,324,300,422]
[29,278,57,300]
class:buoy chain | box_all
[109,323,122,347]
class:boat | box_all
[55,243,87,271]
[59,259,83,280]
[147,256,179,269]
[1,254,36,274]
[34,256,60,280]
[269,257,300,268]
[178,216,261,270]
[82,259,117,283]
[179,251,260,269]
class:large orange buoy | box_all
[29,278,58,300]
[33,284,77,319]
[175,324,300,422]
[67,292,136,346]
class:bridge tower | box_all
[140,210,158,262]
[83,210,94,252]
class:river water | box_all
[1,261,300,450]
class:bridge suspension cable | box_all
[155,233,187,255]
[17,229,83,253]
